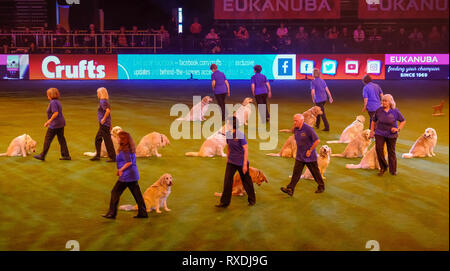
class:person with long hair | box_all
[90,87,116,162]
[102,131,147,219]
[369,94,406,176]
[311,68,333,131]
[251,64,272,123]
[34,88,70,161]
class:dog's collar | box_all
[356,119,363,123]
[160,134,164,144]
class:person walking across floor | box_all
[311,68,333,131]
[210,63,230,121]
[362,74,383,128]
[251,64,272,123]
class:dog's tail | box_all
[331,153,345,157]
[345,163,362,169]
[83,151,97,157]
[0,152,7,157]
[326,140,342,144]
[214,192,222,197]
[118,204,137,211]
[266,152,281,157]
[185,152,199,157]
[402,153,413,159]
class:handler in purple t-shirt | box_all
[369,94,406,176]
[34,88,70,161]
[281,114,325,196]
[210,63,230,121]
[362,74,383,128]
[216,116,256,208]
[251,64,272,123]
[311,68,333,131]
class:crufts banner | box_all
[358,0,449,19]
[214,0,340,19]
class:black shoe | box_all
[106,159,116,163]
[378,168,386,176]
[133,214,148,218]
[280,187,293,196]
[315,186,325,193]
[33,155,45,161]
[90,157,100,161]
[322,128,330,132]
[102,214,115,219]
[215,203,228,208]
[59,156,71,161]
[248,202,256,206]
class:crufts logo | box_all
[41,56,106,79]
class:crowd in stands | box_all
[0,19,448,54]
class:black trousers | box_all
[215,93,227,121]
[255,93,270,122]
[287,160,324,193]
[94,124,116,159]
[220,163,256,206]
[368,111,376,129]
[375,135,397,174]
[315,101,329,130]
[40,127,70,158]
[106,180,147,217]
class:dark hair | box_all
[210,63,217,70]
[253,65,262,73]
[362,74,372,84]
[118,131,136,153]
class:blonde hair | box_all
[97,87,109,100]
[46,88,60,99]
[382,94,396,109]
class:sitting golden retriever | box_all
[332,129,371,158]
[185,125,227,158]
[327,115,365,144]
[83,126,122,157]
[215,167,268,197]
[119,173,173,213]
[346,144,387,170]
[402,128,438,158]
[279,106,323,132]
[136,132,170,158]
[0,134,37,157]
[177,96,213,121]
[266,135,297,158]
[301,145,331,180]
[234,97,254,126]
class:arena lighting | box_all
[178,7,183,34]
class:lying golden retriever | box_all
[346,144,387,170]
[301,145,331,180]
[0,134,37,157]
[177,96,213,121]
[266,135,297,158]
[279,106,323,132]
[119,173,173,213]
[332,129,371,158]
[83,126,122,157]
[136,132,170,158]
[402,128,438,158]
[215,167,268,197]
[327,115,365,144]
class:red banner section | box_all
[296,54,385,80]
[358,0,449,19]
[214,0,340,19]
[29,55,118,80]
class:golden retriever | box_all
[177,96,213,121]
[266,135,297,158]
[234,97,254,126]
[119,173,173,213]
[332,129,371,158]
[346,144,387,170]
[402,128,438,158]
[0,134,37,157]
[327,115,365,144]
[279,106,323,132]
[215,167,268,197]
[301,145,331,180]
[136,132,170,158]
[83,126,122,157]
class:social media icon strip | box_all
[367,59,382,74]
[321,58,338,76]
[299,59,315,75]
[273,54,296,80]
[345,60,359,74]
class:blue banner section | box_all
[117,54,297,80]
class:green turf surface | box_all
[0,80,448,251]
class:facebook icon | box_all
[278,58,292,76]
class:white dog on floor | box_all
[0,134,37,157]
[402,128,438,158]
[301,145,332,180]
[346,144,388,170]
[332,129,372,158]
[327,115,365,144]
[177,96,213,121]
[136,132,170,158]
[185,125,227,157]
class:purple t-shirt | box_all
[98,99,111,127]
[363,82,383,112]
[116,151,139,182]
[311,78,328,103]
[294,124,319,162]
[211,70,227,94]
[373,107,405,138]
[46,99,65,129]
[226,130,248,166]
[251,73,268,95]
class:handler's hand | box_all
[117,170,123,177]
[362,107,366,113]
[243,164,248,174]
[391,127,399,133]
[44,121,50,128]
[306,150,311,157]
[329,97,333,103]
[369,130,375,138]
[268,92,272,99]
[101,119,106,125]
[227,91,230,97]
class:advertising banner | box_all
[118,54,297,80]
[0,54,29,80]
[385,54,449,80]
[358,0,449,19]
[29,54,118,80]
[214,0,340,19]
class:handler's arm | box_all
[101,108,110,124]
[362,98,368,112]
[212,80,216,92]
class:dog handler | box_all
[34,88,71,161]
[281,114,325,196]
[90,87,116,162]
[210,63,230,121]
[216,116,256,207]
[311,68,333,131]
[251,64,272,123]
[103,131,147,219]
[362,74,383,128]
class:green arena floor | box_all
[0,80,448,251]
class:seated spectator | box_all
[20,27,35,47]
[28,41,39,54]
[396,27,409,52]
[428,26,441,52]
[233,25,249,52]
[258,27,273,52]
[153,25,170,48]
[309,27,321,53]
[84,24,97,49]
[276,23,289,51]
[337,26,352,53]
[408,27,425,52]
[382,26,396,52]
[131,25,143,47]
[295,26,309,53]
[368,27,383,53]
[118,26,128,47]
[204,28,221,53]
[353,24,365,52]
[326,26,339,52]
[190,17,202,50]
[54,24,68,49]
